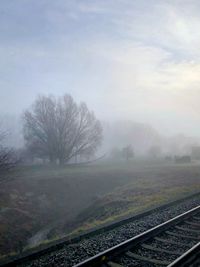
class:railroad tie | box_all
[175,225,200,233]
[193,216,200,220]
[165,230,200,240]
[126,251,170,266]
[141,243,182,255]
[154,237,191,247]
[185,221,200,227]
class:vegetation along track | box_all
[0,193,200,267]
[74,205,200,267]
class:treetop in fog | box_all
[23,94,103,165]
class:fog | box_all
[1,0,200,261]
[1,0,200,138]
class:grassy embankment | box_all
[0,160,200,258]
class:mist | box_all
[1,0,200,138]
[0,0,200,264]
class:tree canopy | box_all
[23,94,103,164]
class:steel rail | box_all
[168,242,200,267]
[0,194,199,267]
[73,205,200,267]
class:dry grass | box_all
[0,160,200,257]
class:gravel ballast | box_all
[17,194,200,267]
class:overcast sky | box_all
[1,0,200,136]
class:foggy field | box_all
[2,1,200,265]
[1,160,200,257]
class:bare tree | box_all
[0,131,18,182]
[23,94,103,165]
[0,147,16,172]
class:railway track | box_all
[1,194,199,267]
[74,205,200,267]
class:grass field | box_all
[0,160,200,256]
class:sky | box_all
[1,0,200,136]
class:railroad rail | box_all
[0,193,199,267]
[74,205,200,267]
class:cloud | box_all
[1,0,200,135]
[86,35,200,127]
[110,1,200,57]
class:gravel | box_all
[19,195,200,267]
[157,233,197,246]
[146,239,187,253]
[117,255,160,267]
[131,246,178,261]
